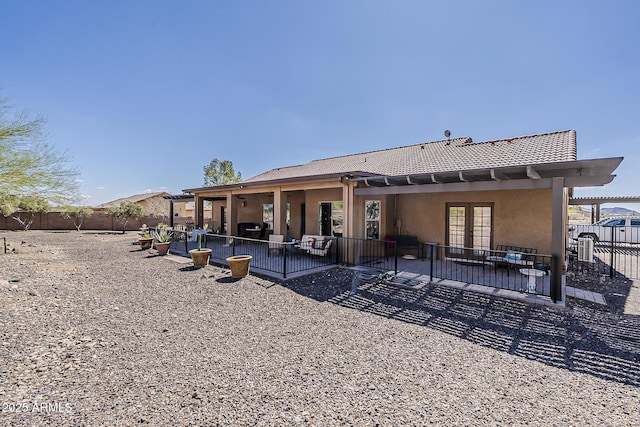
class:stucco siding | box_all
[393,189,553,255]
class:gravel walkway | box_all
[1,231,639,426]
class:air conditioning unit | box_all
[577,237,594,262]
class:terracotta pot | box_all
[226,255,252,278]
[139,237,153,250]
[155,242,170,256]
[189,248,212,268]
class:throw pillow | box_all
[504,250,523,261]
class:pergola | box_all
[569,196,640,223]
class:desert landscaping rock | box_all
[0,230,638,426]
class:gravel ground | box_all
[0,230,639,426]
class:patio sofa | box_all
[299,235,333,256]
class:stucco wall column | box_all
[193,195,200,228]
[196,197,204,228]
[226,192,238,237]
[274,188,287,237]
[343,182,354,238]
[551,177,565,302]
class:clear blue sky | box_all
[1,0,638,208]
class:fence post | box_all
[282,243,287,279]
[429,244,434,283]
[609,230,615,278]
[394,241,398,274]
[551,254,562,303]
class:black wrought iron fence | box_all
[163,230,560,300]
[167,230,339,278]
[567,229,640,279]
[421,244,558,300]
[335,236,398,273]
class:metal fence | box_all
[424,245,558,301]
[164,230,560,300]
[168,231,339,278]
[567,231,640,279]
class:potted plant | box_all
[152,227,173,256]
[226,255,252,278]
[138,232,153,250]
[189,233,212,268]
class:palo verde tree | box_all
[106,202,144,234]
[203,158,242,186]
[11,195,50,231]
[60,206,94,232]
[0,93,80,219]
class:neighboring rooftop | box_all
[95,191,171,209]
[243,130,577,183]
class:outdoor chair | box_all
[268,234,284,255]
[258,222,269,240]
[307,238,333,257]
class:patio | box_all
[167,230,560,305]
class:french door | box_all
[446,203,493,259]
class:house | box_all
[182,130,623,292]
[164,195,214,228]
[95,191,172,220]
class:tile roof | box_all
[243,130,577,183]
[95,191,171,208]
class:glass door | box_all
[446,203,493,259]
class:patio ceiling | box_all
[352,157,623,196]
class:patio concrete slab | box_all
[165,254,193,264]
[397,272,561,307]
[624,279,640,315]
[565,286,607,306]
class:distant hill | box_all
[601,207,640,215]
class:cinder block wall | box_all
[0,212,163,231]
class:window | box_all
[263,204,274,229]
[263,203,290,230]
[365,200,381,239]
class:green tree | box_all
[0,94,79,216]
[106,202,144,234]
[60,206,94,232]
[203,158,242,186]
[11,195,49,230]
